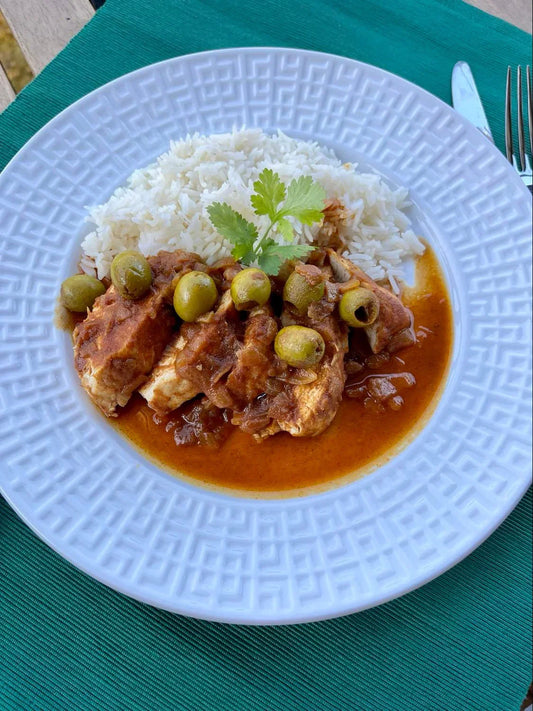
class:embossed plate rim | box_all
[0,47,531,624]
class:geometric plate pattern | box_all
[0,49,531,624]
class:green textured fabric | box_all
[0,0,531,709]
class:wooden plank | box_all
[0,60,15,111]
[464,0,532,34]
[0,0,94,75]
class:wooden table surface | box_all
[466,0,531,33]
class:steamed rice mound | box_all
[81,129,424,291]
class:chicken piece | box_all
[263,300,348,438]
[137,332,193,415]
[226,304,279,405]
[174,290,241,409]
[263,355,346,437]
[140,290,239,413]
[327,249,415,353]
[234,297,348,440]
[141,290,241,414]
[73,250,201,416]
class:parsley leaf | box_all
[279,175,326,225]
[276,217,294,243]
[207,202,258,248]
[257,239,314,275]
[250,168,286,219]
[232,244,257,265]
[207,171,325,275]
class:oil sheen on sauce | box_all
[113,247,452,496]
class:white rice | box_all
[81,129,424,291]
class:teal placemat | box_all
[1,0,531,709]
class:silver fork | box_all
[505,65,532,191]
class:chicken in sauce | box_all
[69,236,416,443]
[73,251,203,416]
[58,181,452,495]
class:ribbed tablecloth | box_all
[0,0,531,709]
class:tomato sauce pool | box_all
[113,247,452,496]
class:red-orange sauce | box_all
[113,247,452,495]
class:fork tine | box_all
[527,65,532,156]
[505,66,513,163]
[517,66,526,172]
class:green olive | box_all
[60,274,106,313]
[173,270,218,322]
[274,325,325,368]
[230,268,271,310]
[339,287,380,327]
[283,271,324,314]
[110,250,153,300]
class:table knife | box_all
[451,61,494,142]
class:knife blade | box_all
[452,61,494,143]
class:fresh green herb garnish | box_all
[207,169,326,275]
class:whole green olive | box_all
[230,268,271,310]
[173,270,218,322]
[110,250,153,300]
[60,274,106,313]
[274,325,325,368]
[339,287,380,327]
[283,271,324,314]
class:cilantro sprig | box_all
[207,169,326,275]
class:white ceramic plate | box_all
[0,48,531,625]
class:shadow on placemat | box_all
[521,684,533,711]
